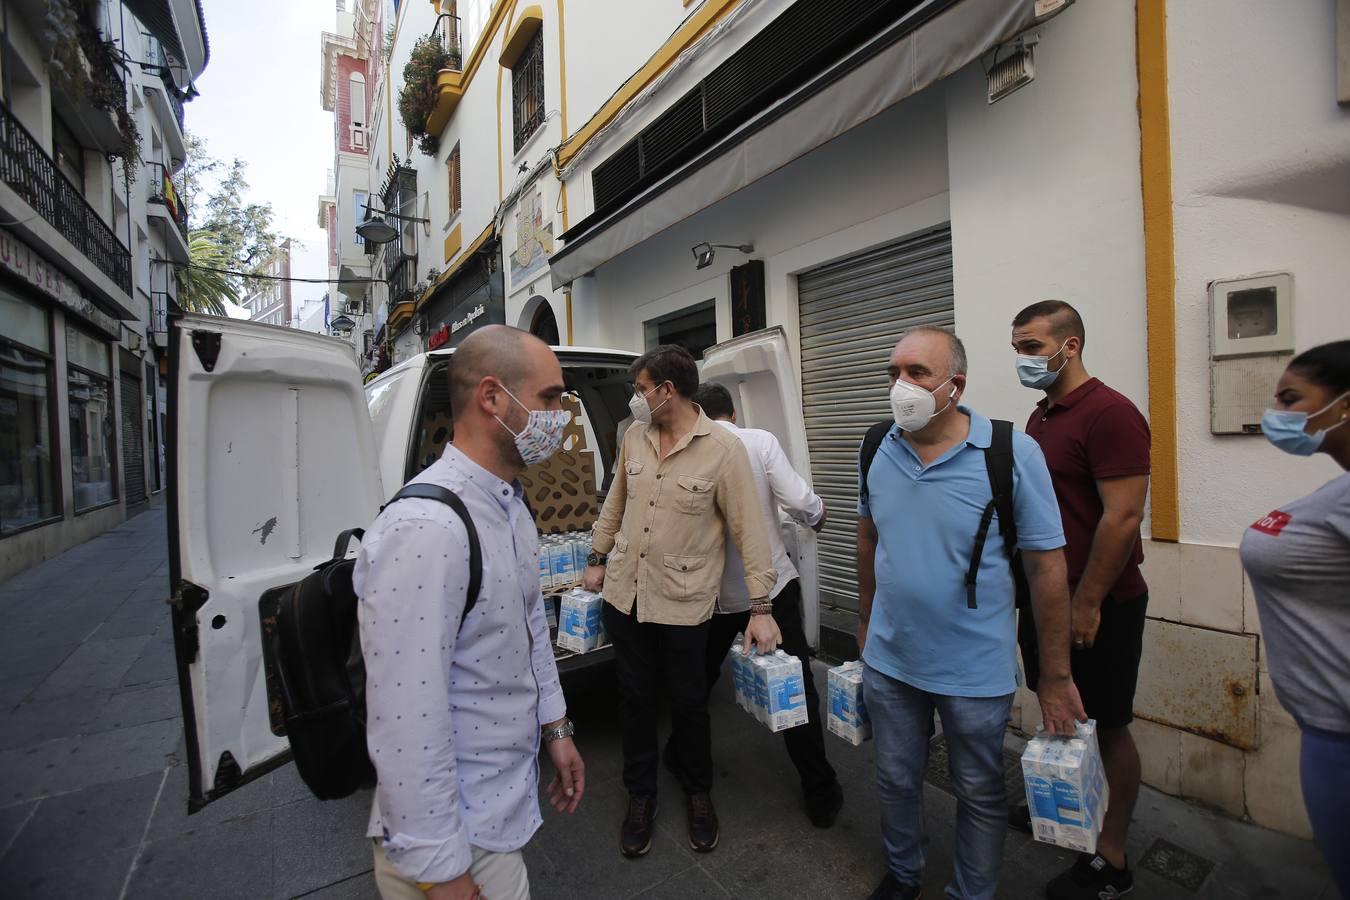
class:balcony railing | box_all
[144,34,187,132]
[150,291,170,334]
[0,102,132,294]
[145,161,188,241]
[433,14,463,69]
[388,254,418,306]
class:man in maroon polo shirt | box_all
[1010,300,1151,900]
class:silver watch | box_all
[542,718,575,743]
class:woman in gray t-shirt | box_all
[1239,340,1350,898]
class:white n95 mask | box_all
[890,377,955,432]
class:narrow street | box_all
[0,511,1334,899]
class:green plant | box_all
[397,34,454,156]
[383,22,397,63]
[45,0,142,183]
[177,230,242,316]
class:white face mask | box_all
[890,376,956,432]
[629,382,670,424]
[495,384,571,467]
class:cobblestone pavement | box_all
[0,508,1334,898]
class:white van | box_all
[167,316,822,811]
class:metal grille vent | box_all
[987,43,1035,104]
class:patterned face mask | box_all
[495,383,571,466]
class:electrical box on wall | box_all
[1209,273,1294,435]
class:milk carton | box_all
[727,638,754,713]
[744,650,808,732]
[556,588,606,654]
[544,594,558,630]
[1020,719,1110,853]
[550,539,577,588]
[571,532,592,573]
[826,660,871,745]
[538,543,554,590]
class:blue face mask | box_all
[1015,343,1067,390]
[1261,392,1349,456]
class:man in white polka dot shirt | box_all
[356,327,586,900]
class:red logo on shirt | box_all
[1250,510,1291,536]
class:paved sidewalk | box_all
[0,509,1335,898]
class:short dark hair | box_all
[1289,340,1350,395]
[1012,300,1087,350]
[693,382,735,419]
[631,344,699,398]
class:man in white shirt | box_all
[678,383,843,827]
[356,326,586,900]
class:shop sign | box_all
[0,229,118,335]
[427,302,488,351]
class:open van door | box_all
[168,315,383,810]
[700,327,821,648]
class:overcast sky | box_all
[187,0,335,317]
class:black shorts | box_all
[1018,592,1148,730]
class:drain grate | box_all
[1138,838,1215,892]
[923,735,1025,801]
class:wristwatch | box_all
[542,718,575,743]
[586,551,608,567]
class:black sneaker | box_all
[1046,852,1134,900]
[867,872,921,900]
[804,780,844,829]
[620,795,657,858]
[1008,802,1033,834]
[687,792,719,852]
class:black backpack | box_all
[259,483,482,800]
[859,419,1030,610]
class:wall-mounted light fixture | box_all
[356,203,432,245]
[691,241,755,270]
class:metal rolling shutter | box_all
[120,372,146,505]
[798,224,954,612]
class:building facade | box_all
[242,240,294,327]
[337,0,1350,837]
[0,0,208,581]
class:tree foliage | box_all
[397,34,456,156]
[176,230,241,316]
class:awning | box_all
[123,0,210,82]
[549,0,1069,288]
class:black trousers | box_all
[603,602,713,797]
[703,579,837,794]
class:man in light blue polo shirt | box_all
[856,327,1084,900]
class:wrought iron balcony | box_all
[145,34,187,132]
[434,14,463,69]
[145,161,188,242]
[0,101,132,294]
[388,253,419,306]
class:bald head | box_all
[450,325,551,416]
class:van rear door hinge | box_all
[167,581,209,664]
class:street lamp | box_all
[356,204,431,245]
[691,241,755,270]
[330,313,356,335]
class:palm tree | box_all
[176,230,241,316]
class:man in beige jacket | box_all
[582,344,778,860]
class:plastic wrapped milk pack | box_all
[1020,719,1111,853]
[826,660,871,745]
[556,588,606,654]
[538,532,593,591]
[728,640,808,733]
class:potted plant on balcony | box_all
[397,34,457,157]
[46,0,143,183]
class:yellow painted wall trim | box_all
[556,0,742,167]
[1137,0,1180,541]
[443,223,464,262]
[388,299,418,331]
[416,222,496,310]
[425,69,467,136]
[555,0,570,228]
[497,0,519,200]
[564,288,572,345]
[498,5,543,68]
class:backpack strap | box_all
[858,419,893,510]
[329,528,365,561]
[386,483,482,627]
[964,420,1025,611]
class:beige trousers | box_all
[372,839,530,900]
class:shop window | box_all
[66,324,116,512]
[0,292,58,533]
[644,300,717,360]
[512,29,545,154]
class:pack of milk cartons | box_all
[728,641,807,733]
[1020,719,1110,853]
[826,660,871,745]
[556,587,606,654]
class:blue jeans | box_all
[864,665,1013,900]
[1300,724,1350,899]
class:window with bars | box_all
[511,29,545,154]
[447,143,461,216]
